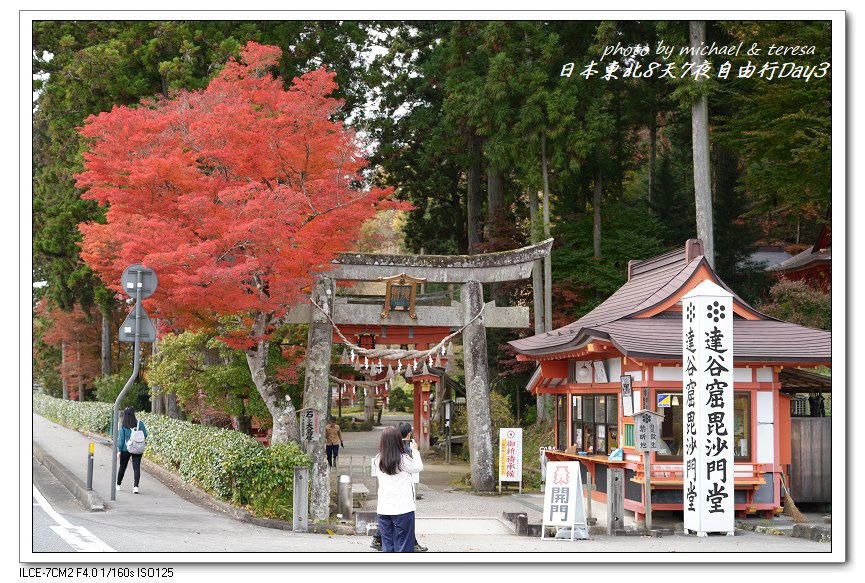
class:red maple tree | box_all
[75,42,406,442]
[38,301,102,400]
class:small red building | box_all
[509,239,831,520]
[770,219,831,291]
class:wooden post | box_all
[607,467,625,535]
[293,466,309,532]
[585,468,594,525]
[644,450,653,531]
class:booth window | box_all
[569,394,618,454]
[733,394,751,458]
[656,392,752,461]
[556,395,568,450]
[623,423,634,447]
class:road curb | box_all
[139,456,355,535]
[736,519,831,542]
[32,443,105,512]
[46,427,359,536]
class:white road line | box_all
[33,485,116,552]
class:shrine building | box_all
[508,239,831,520]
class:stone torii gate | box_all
[294,239,552,520]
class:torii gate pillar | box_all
[301,275,335,522]
[461,280,495,491]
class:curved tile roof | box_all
[509,243,831,364]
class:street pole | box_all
[109,270,142,501]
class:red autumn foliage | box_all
[75,42,409,343]
[38,300,102,398]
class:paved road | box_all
[27,413,835,560]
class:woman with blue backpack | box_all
[117,407,148,494]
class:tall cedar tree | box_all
[75,42,405,443]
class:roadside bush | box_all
[337,416,373,432]
[386,384,412,412]
[93,373,150,411]
[34,393,113,433]
[451,392,515,438]
[33,394,310,520]
[756,279,831,330]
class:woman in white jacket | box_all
[374,425,423,552]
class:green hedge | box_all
[34,394,311,520]
[34,394,113,433]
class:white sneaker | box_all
[116,484,121,492]
[133,487,139,494]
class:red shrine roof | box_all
[770,211,831,280]
[509,240,831,364]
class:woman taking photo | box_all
[374,425,423,552]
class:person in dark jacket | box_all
[116,407,148,494]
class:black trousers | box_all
[326,444,340,467]
[117,451,142,486]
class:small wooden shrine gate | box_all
[289,240,552,521]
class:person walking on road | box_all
[372,422,427,552]
[116,407,148,494]
[325,416,343,468]
[373,425,423,552]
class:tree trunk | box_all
[246,312,299,445]
[150,321,162,414]
[301,276,336,522]
[101,303,112,377]
[466,137,483,254]
[528,188,545,334]
[76,340,84,402]
[486,165,505,241]
[166,393,183,420]
[433,377,446,427]
[487,165,506,303]
[365,389,375,424]
[690,20,714,268]
[61,340,68,400]
[593,170,603,260]
[453,178,468,254]
[152,393,164,415]
[530,133,553,423]
[231,414,253,435]
[541,134,552,336]
[648,115,657,211]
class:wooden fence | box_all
[789,417,832,503]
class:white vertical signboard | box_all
[499,428,523,492]
[542,460,589,540]
[298,408,320,443]
[682,280,735,536]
